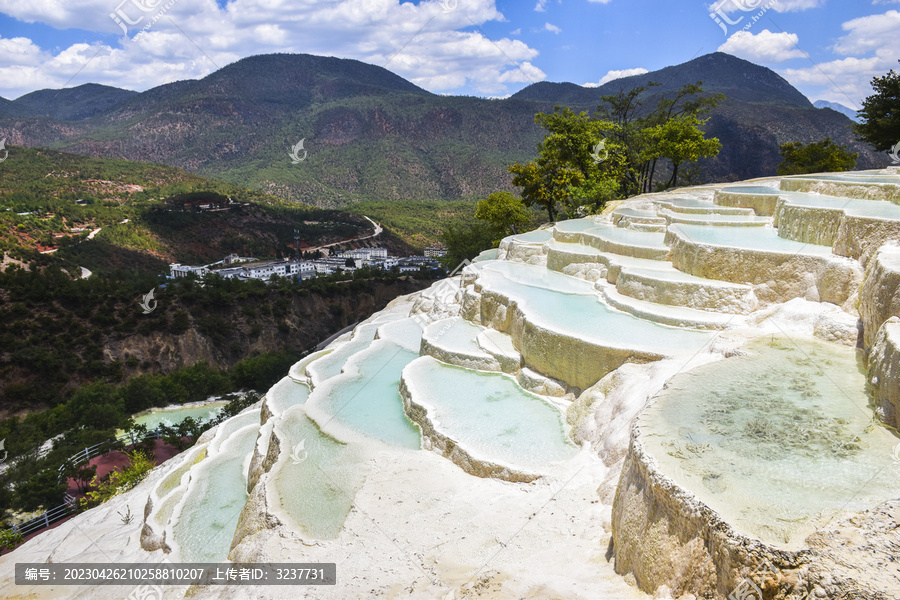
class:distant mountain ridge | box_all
[814,100,861,123]
[513,53,812,108]
[10,83,138,121]
[0,52,881,206]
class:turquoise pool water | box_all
[512,229,554,243]
[132,401,226,431]
[309,340,422,449]
[477,262,713,352]
[269,408,365,540]
[641,337,900,548]
[171,416,260,562]
[719,186,781,195]
[779,192,900,219]
[405,357,577,469]
[671,224,834,253]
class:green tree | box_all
[439,223,495,270]
[776,138,858,175]
[650,115,722,188]
[78,450,155,510]
[855,61,900,152]
[510,84,723,219]
[508,107,607,221]
[597,82,723,195]
[475,192,532,240]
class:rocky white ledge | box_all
[665,224,862,308]
[860,244,900,348]
[869,317,900,429]
[780,176,900,203]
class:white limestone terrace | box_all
[463,260,715,388]
[419,316,518,373]
[141,406,262,562]
[654,196,756,216]
[5,169,900,600]
[714,185,782,216]
[657,208,769,227]
[780,172,900,202]
[773,191,900,260]
[869,317,900,427]
[665,223,862,308]
[400,356,579,483]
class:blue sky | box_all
[0,0,896,109]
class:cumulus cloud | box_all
[544,22,561,34]
[0,0,546,98]
[583,67,649,87]
[718,29,804,62]
[780,56,885,110]
[778,10,900,109]
[832,10,900,56]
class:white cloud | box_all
[705,3,896,110]
[583,67,649,87]
[544,22,561,34]
[510,27,521,35]
[0,0,545,98]
[780,56,885,110]
[776,10,900,110]
[832,10,900,56]
[535,0,565,10]
[586,0,613,4]
[717,29,804,62]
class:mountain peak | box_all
[512,52,811,109]
[814,99,861,122]
[11,83,138,121]
[199,53,432,103]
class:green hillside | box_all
[1,52,877,208]
[0,146,376,269]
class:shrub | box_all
[78,450,155,510]
[0,529,24,553]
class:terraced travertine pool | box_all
[268,408,365,540]
[170,410,261,562]
[307,339,421,449]
[306,315,405,384]
[670,223,834,253]
[403,357,578,470]
[719,185,780,195]
[131,401,227,431]
[477,261,713,353]
[779,192,900,219]
[639,336,900,549]
[265,376,310,414]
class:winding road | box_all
[302,215,383,254]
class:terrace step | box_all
[610,206,668,228]
[773,192,900,259]
[780,175,900,203]
[654,197,754,216]
[614,266,759,314]
[713,185,782,216]
[659,208,769,227]
[599,285,739,330]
